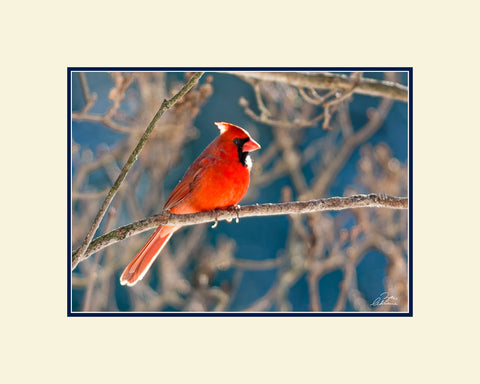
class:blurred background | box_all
[70,70,408,312]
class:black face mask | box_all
[233,137,251,167]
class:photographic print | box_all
[69,69,411,315]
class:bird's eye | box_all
[233,137,248,148]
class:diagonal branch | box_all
[228,71,408,102]
[72,193,408,269]
[73,72,204,267]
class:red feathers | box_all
[120,122,260,286]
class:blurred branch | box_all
[72,111,133,133]
[73,72,134,133]
[78,72,97,113]
[233,257,286,270]
[105,73,135,119]
[228,72,408,102]
[304,97,394,199]
[73,72,205,269]
[240,96,325,129]
[72,193,408,267]
[321,72,362,130]
[82,207,117,311]
[72,188,109,200]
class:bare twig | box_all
[72,188,109,200]
[322,72,362,130]
[240,77,271,118]
[298,87,324,105]
[71,193,408,268]
[78,72,97,113]
[239,96,325,129]
[73,72,205,268]
[233,257,286,270]
[227,72,408,102]
[304,97,394,199]
[73,72,135,132]
[105,73,135,119]
[72,111,133,133]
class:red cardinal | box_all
[120,122,261,286]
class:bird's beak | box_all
[243,138,261,152]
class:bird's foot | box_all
[225,205,241,223]
[234,205,241,223]
[211,209,219,228]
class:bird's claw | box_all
[225,205,241,223]
[211,209,219,228]
[213,206,240,227]
[234,205,241,223]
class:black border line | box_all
[408,68,413,315]
[67,69,72,316]
[67,67,413,317]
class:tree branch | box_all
[73,72,205,268]
[227,72,408,102]
[72,193,408,269]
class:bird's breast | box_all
[186,158,250,212]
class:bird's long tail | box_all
[120,225,180,286]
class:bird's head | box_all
[215,122,261,168]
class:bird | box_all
[120,122,261,287]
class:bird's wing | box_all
[163,155,212,210]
